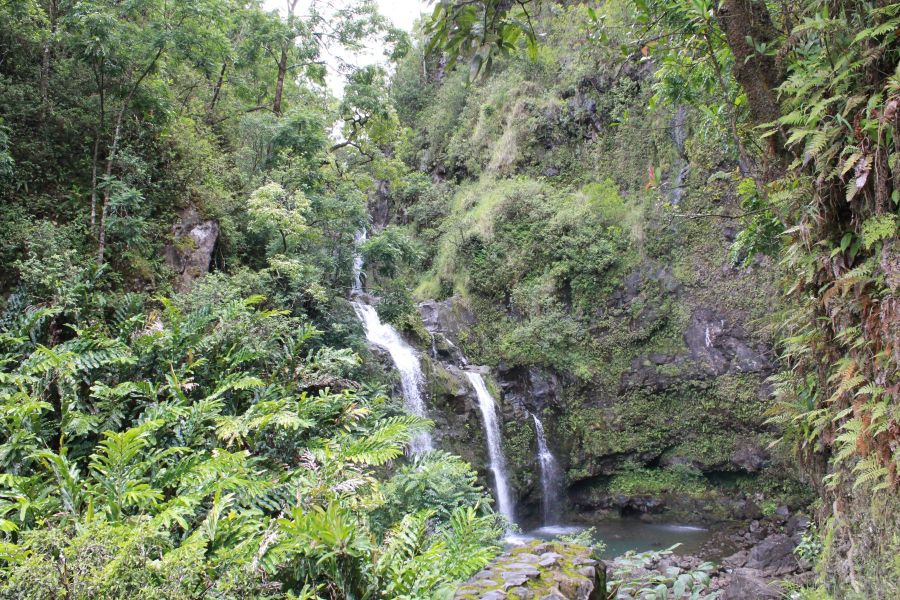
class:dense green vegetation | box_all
[2,0,899,598]
[0,1,504,597]
[424,0,900,597]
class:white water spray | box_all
[532,413,563,525]
[465,371,515,524]
[351,230,432,454]
[352,304,434,454]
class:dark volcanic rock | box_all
[745,533,799,574]
[419,297,476,366]
[731,440,771,473]
[720,568,781,599]
[683,308,771,375]
[622,307,772,391]
[496,364,561,414]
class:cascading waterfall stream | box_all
[352,304,434,454]
[352,228,515,518]
[531,413,563,525]
[352,229,366,293]
[351,229,433,454]
[465,371,515,525]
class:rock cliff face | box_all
[164,208,219,292]
[416,264,792,525]
[391,17,808,531]
[622,306,772,390]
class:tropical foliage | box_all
[0,0,504,597]
[423,0,899,595]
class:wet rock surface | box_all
[622,307,772,391]
[455,541,606,600]
[703,509,814,599]
[459,510,814,599]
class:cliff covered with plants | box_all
[417,0,900,597]
[382,2,808,528]
[1,0,898,598]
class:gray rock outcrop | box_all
[164,208,219,292]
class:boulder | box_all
[731,441,771,473]
[164,208,219,292]
[455,541,606,600]
[745,533,798,573]
[720,568,780,600]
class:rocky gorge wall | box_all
[414,243,802,528]
[372,3,811,532]
[403,162,804,526]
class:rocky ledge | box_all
[458,509,816,600]
[455,540,607,600]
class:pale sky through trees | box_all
[263,0,425,95]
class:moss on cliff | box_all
[391,2,805,523]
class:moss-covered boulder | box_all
[455,540,606,600]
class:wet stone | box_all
[501,571,535,587]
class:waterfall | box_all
[351,229,433,454]
[465,371,515,524]
[353,303,434,454]
[352,229,366,293]
[531,413,563,525]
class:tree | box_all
[67,0,229,263]
[247,182,311,254]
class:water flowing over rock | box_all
[466,371,515,524]
[351,232,433,453]
[352,229,366,292]
[532,413,563,525]
[352,303,434,454]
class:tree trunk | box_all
[273,46,288,115]
[97,46,165,264]
[714,0,786,161]
[90,64,105,231]
[39,0,58,122]
[207,59,228,120]
[97,111,125,264]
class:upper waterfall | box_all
[352,303,434,454]
[351,229,433,454]
[465,371,515,525]
[352,229,366,293]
